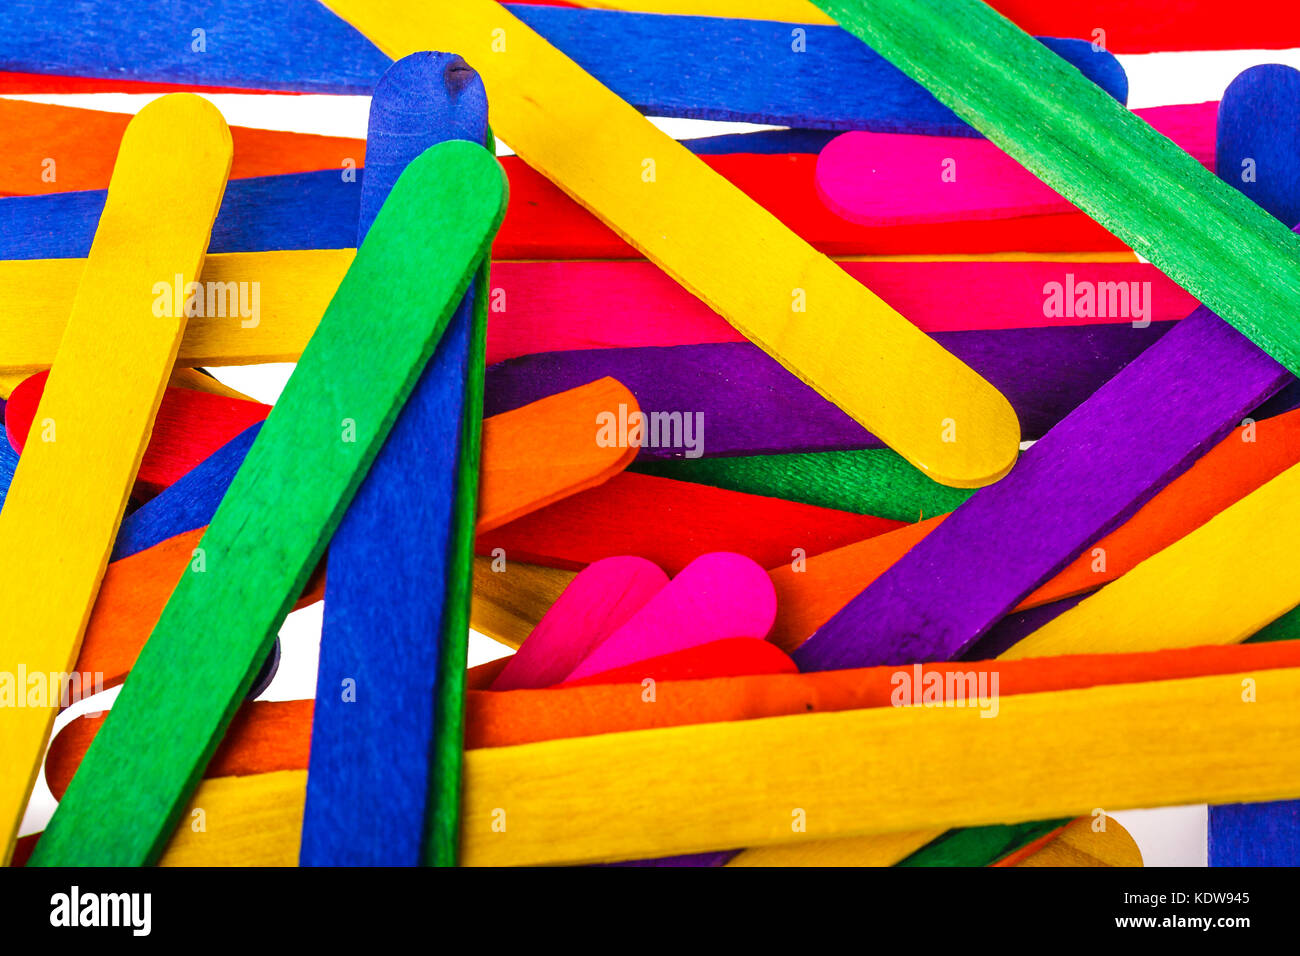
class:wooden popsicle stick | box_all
[1012,817,1142,867]
[769,407,1300,651]
[491,556,667,690]
[304,53,490,867]
[471,557,576,649]
[573,0,1300,52]
[68,378,639,697]
[0,255,1184,372]
[1217,66,1300,228]
[817,103,1218,226]
[26,141,507,867]
[322,0,1021,488]
[0,3,1124,127]
[0,96,365,196]
[6,370,270,494]
[566,553,776,680]
[559,638,797,687]
[45,640,1300,817]
[815,0,1300,376]
[476,471,902,575]
[39,665,1300,867]
[0,93,232,866]
[485,327,1173,457]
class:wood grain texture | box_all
[485,326,1173,457]
[323,0,1021,488]
[0,93,231,866]
[769,407,1300,650]
[477,471,902,575]
[567,552,776,680]
[471,557,576,649]
[0,3,1124,126]
[26,140,507,867]
[0,97,364,196]
[0,256,1189,372]
[491,556,667,690]
[1215,65,1300,235]
[573,0,1300,52]
[303,52,490,868]
[813,0,1300,377]
[817,103,1217,225]
[6,370,269,495]
[45,640,1300,832]
[1014,817,1142,867]
[40,664,1300,866]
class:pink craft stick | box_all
[564,552,777,682]
[484,259,1197,364]
[815,101,1219,226]
[490,555,668,691]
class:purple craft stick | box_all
[484,325,1171,458]
[793,299,1293,671]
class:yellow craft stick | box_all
[0,94,231,864]
[1010,459,1300,658]
[0,250,1135,373]
[320,0,1020,488]
[582,0,831,23]
[1016,817,1143,867]
[93,666,1300,866]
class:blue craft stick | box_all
[0,2,1125,129]
[1207,63,1300,869]
[299,52,488,867]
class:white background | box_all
[15,44,1300,865]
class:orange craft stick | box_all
[769,408,1300,650]
[66,379,637,693]
[45,639,1300,800]
[0,98,364,195]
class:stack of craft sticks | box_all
[1,0,1300,869]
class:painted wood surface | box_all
[26,141,507,867]
[0,255,1184,372]
[0,94,231,865]
[302,52,490,868]
[566,553,776,680]
[491,556,667,691]
[817,102,1217,225]
[0,3,1125,126]
[323,0,1022,489]
[484,326,1173,457]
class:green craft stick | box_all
[813,0,1300,376]
[897,819,1065,867]
[29,140,507,867]
[426,257,490,867]
[631,449,975,523]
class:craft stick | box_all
[72,379,639,697]
[817,103,1218,226]
[1216,66,1300,240]
[485,327,1173,457]
[26,141,507,867]
[1210,801,1300,866]
[471,557,577,649]
[770,407,1300,650]
[0,256,1187,372]
[815,0,1300,378]
[0,94,231,866]
[476,472,902,575]
[560,638,798,688]
[46,640,1300,808]
[7,370,269,494]
[323,0,1021,488]
[0,97,364,196]
[634,449,973,524]
[0,2,1124,127]
[566,553,775,681]
[491,556,668,690]
[303,53,489,868]
[1012,817,1142,868]
[574,0,1300,52]
[39,665,1300,867]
